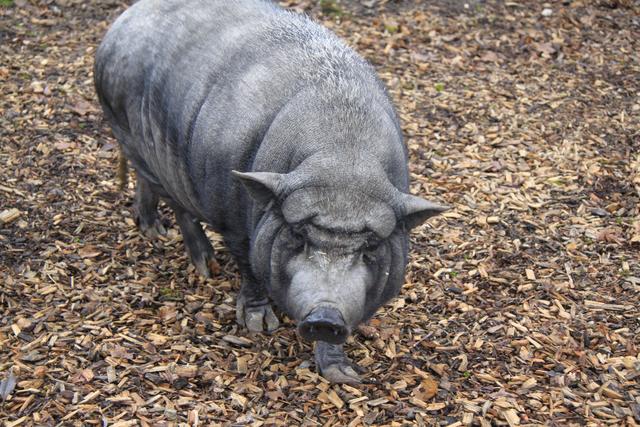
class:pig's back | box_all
[95,0,395,228]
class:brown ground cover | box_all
[1,0,639,425]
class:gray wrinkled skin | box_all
[94,0,447,383]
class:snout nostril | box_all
[298,307,348,344]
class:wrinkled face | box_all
[252,187,409,344]
[283,224,396,344]
[236,168,447,345]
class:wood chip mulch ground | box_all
[1,0,639,425]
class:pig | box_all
[94,0,448,383]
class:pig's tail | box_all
[117,145,129,190]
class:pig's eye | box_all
[361,245,380,264]
[290,223,305,235]
[361,238,387,264]
[363,252,376,264]
[286,225,305,249]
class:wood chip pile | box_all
[1,0,639,425]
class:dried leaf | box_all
[68,98,99,116]
[413,377,439,401]
[479,51,499,62]
[0,368,17,401]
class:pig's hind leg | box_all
[133,167,217,278]
[173,207,218,279]
[134,174,167,239]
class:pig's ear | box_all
[231,171,285,204]
[398,194,449,230]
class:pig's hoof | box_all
[190,250,218,279]
[320,363,361,384]
[315,341,361,384]
[236,295,280,333]
[138,218,167,239]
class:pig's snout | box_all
[298,307,348,344]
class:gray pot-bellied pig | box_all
[94,0,448,383]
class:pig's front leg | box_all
[225,234,280,333]
[315,341,361,384]
[236,278,280,333]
